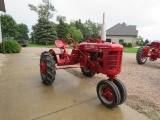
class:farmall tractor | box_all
[136,40,160,64]
[40,14,127,108]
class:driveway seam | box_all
[33,97,98,120]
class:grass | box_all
[28,43,56,48]
[28,43,139,53]
[123,47,139,53]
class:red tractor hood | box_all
[78,42,123,51]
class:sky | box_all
[1,0,160,41]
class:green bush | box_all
[0,39,21,53]
[120,42,128,47]
[127,43,132,47]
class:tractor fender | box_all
[49,49,58,63]
[143,46,150,53]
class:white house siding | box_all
[106,36,137,47]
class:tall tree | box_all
[84,19,101,39]
[16,23,29,39]
[31,17,57,44]
[67,26,83,43]
[70,19,90,41]
[56,15,68,40]
[0,14,17,38]
[28,0,56,21]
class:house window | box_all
[119,39,124,43]
[106,39,111,42]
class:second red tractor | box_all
[136,40,160,64]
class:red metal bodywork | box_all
[49,38,123,81]
[144,40,160,61]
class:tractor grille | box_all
[108,51,122,70]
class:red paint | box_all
[40,61,46,75]
[48,37,123,81]
[143,40,160,61]
[101,86,114,101]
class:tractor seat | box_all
[55,40,69,48]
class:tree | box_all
[56,15,68,40]
[31,17,57,44]
[56,15,66,22]
[16,23,29,39]
[70,19,90,41]
[0,14,17,38]
[28,0,56,21]
[84,19,101,39]
[67,26,83,43]
[136,36,144,46]
[143,39,149,45]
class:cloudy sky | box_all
[1,0,160,41]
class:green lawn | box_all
[28,43,56,48]
[123,47,139,53]
[28,43,139,53]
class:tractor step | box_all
[56,65,81,70]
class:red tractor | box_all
[40,14,127,108]
[136,40,160,64]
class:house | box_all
[106,23,138,47]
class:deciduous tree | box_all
[16,23,29,39]
[28,0,56,21]
[84,19,101,39]
[67,26,83,43]
[0,14,17,38]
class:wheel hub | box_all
[101,86,114,101]
[141,51,147,61]
[40,61,46,75]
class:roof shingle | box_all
[106,23,138,36]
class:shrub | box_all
[0,39,21,53]
[127,43,132,47]
[120,42,128,47]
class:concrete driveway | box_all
[0,51,149,120]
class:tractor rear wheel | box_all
[40,51,56,85]
[113,78,127,105]
[81,68,95,77]
[136,46,148,64]
[97,80,121,108]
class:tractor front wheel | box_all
[113,78,127,105]
[40,51,56,85]
[97,80,121,108]
[81,68,95,77]
[136,46,148,64]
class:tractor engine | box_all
[78,40,123,79]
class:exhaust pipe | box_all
[101,13,106,42]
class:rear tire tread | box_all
[40,51,56,85]
[136,46,147,64]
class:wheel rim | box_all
[141,51,147,62]
[99,85,114,104]
[40,61,46,75]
